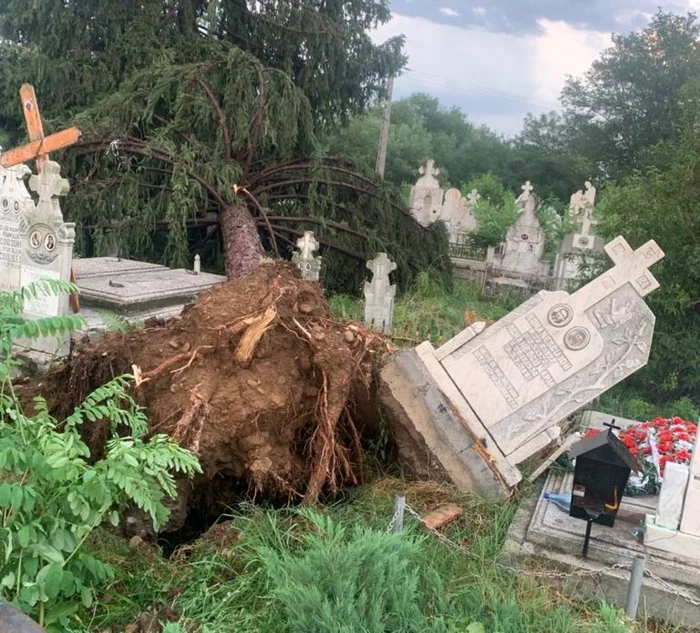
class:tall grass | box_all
[68,479,653,633]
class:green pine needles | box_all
[0,281,201,631]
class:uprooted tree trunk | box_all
[19,262,389,535]
[220,203,263,279]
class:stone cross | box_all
[521,181,534,197]
[467,189,481,206]
[419,159,440,178]
[29,161,70,207]
[291,230,322,281]
[364,253,397,333]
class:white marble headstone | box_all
[438,235,664,463]
[0,164,32,293]
[291,231,322,281]
[364,253,397,334]
[16,161,75,357]
[657,462,690,530]
[408,160,444,227]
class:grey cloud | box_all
[389,0,695,34]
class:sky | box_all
[371,0,700,136]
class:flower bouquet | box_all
[582,416,697,496]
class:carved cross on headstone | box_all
[467,189,481,206]
[292,230,322,281]
[29,161,70,206]
[597,236,664,298]
[0,84,82,171]
[419,159,440,178]
[295,231,319,261]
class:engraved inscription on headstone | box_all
[0,164,32,291]
[439,236,664,459]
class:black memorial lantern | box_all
[568,421,640,556]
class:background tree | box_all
[0,1,454,293]
[595,80,700,403]
[562,10,700,178]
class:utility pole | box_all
[375,75,394,179]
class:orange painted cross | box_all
[0,84,82,171]
[1,83,82,313]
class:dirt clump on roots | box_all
[21,262,388,533]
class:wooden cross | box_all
[0,84,82,313]
[0,84,81,171]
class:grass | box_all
[330,273,515,341]
[59,274,694,632]
[63,477,685,633]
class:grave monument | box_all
[0,83,82,359]
[408,160,444,227]
[364,253,397,333]
[553,181,604,290]
[380,235,665,497]
[291,231,322,281]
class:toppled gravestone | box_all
[379,236,665,497]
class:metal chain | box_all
[644,569,700,607]
[497,561,632,580]
[385,505,402,534]
[390,498,700,606]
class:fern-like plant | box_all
[0,280,201,631]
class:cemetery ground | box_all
[10,265,696,633]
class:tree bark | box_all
[220,203,262,280]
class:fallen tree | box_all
[21,262,388,535]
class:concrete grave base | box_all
[379,341,522,499]
[502,470,700,628]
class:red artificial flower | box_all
[675,450,692,462]
[584,429,601,438]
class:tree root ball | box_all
[22,262,387,534]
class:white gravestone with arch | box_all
[292,230,322,281]
[499,181,546,276]
[0,164,33,293]
[364,253,397,333]
[408,160,444,227]
[16,161,76,357]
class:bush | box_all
[257,509,427,633]
[0,280,201,631]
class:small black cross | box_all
[604,419,622,432]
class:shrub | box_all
[0,280,201,630]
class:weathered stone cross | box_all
[0,84,81,171]
[419,159,440,178]
[467,189,481,205]
[521,181,534,197]
[295,231,320,260]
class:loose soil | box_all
[21,262,389,534]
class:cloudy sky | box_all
[371,0,700,136]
